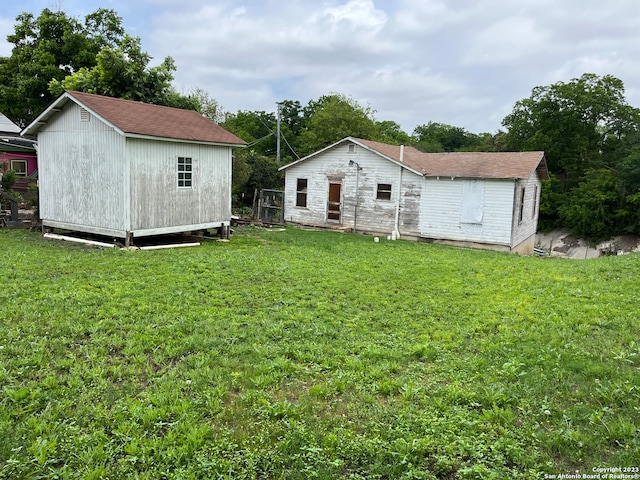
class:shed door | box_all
[327,182,342,222]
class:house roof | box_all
[0,136,37,152]
[355,138,548,180]
[22,91,247,146]
[281,136,548,180]
[0,112,21,134]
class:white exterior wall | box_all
[38,101,232,239]
[419,177,516,246]
[283,143,422,237]
[38,102,127,235]
[510,172,542,250]
[127,138,231,235]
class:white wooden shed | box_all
[279,137,549,254]
[22,91,246,245]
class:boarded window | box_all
[296,178,308,207]
[376,183,392,201]
[10,160,27,177]
[177,157,193,188]
[532,185,538,219]
[461,180,484,223]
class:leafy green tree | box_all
[278,100,303,137]
[49,35,197,110]
[503,73,640,189]
[411,121,482,152]
[0,8,125,127]
[472,130,508,152]
[297,94,378,157]
[559,169,625,241]
[231,149,283,202]
[374,120,411,145]
[189,87,225,123]
[502,73,640,240]
[222,110,277,156]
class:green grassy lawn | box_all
[1,226,638,479]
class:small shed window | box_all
[347,144,356,153]
[376,183,392,200]
[531,185,538,219]
[177,157,193,188]
[80,108,90,122]
[296,178,308,207]
[10,160,27,177]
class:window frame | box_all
[177,156,193,188]
[518,186,526,224]
[376,183,392,201]
[296,178,308,207]
[10,159,27,177]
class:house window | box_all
[518,187,526,224]
[532,185,538,219]
[10,160,27,177]
[296,178,308,207]
[177,157,193,188]
[347,144,356,153]
[376,183,392,201]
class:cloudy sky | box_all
[2,0,639,134]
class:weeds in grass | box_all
[1,226,639,478]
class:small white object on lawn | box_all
[374,237,379,243]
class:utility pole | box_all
[276,102,281,164]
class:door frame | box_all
[327,180,342,223]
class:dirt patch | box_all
[617,234,640,253]
[536,229,640,259]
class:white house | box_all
[22,91,246,245]
[279,137,549,254]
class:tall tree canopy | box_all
[0,8,125,127]
[297,94,378,157]
[411,121,483,152]
[503,73,640,188]
[503,73,640,240]
[49,34,197,111]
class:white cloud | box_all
[3,0,640,133]
[323,0,387,31]
[0,17,14,57]
[462,17,549,66]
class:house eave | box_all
[279,136,423,176]
[123,132,247,147]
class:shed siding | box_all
[128,138,231,232]
[38,102,127,232]
[283,144,422,236]
[419,178,515,246]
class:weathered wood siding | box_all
[283,143,422,237]
[511,172,542,249]
[419,177,515,246]
[38,101,232,238]
[128,138,231,233]
[38,102,127,234]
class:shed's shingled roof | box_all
[67,91,246,145]
[355,138,548,180]
[23,91,246,146]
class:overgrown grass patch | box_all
[1,226,639,478]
